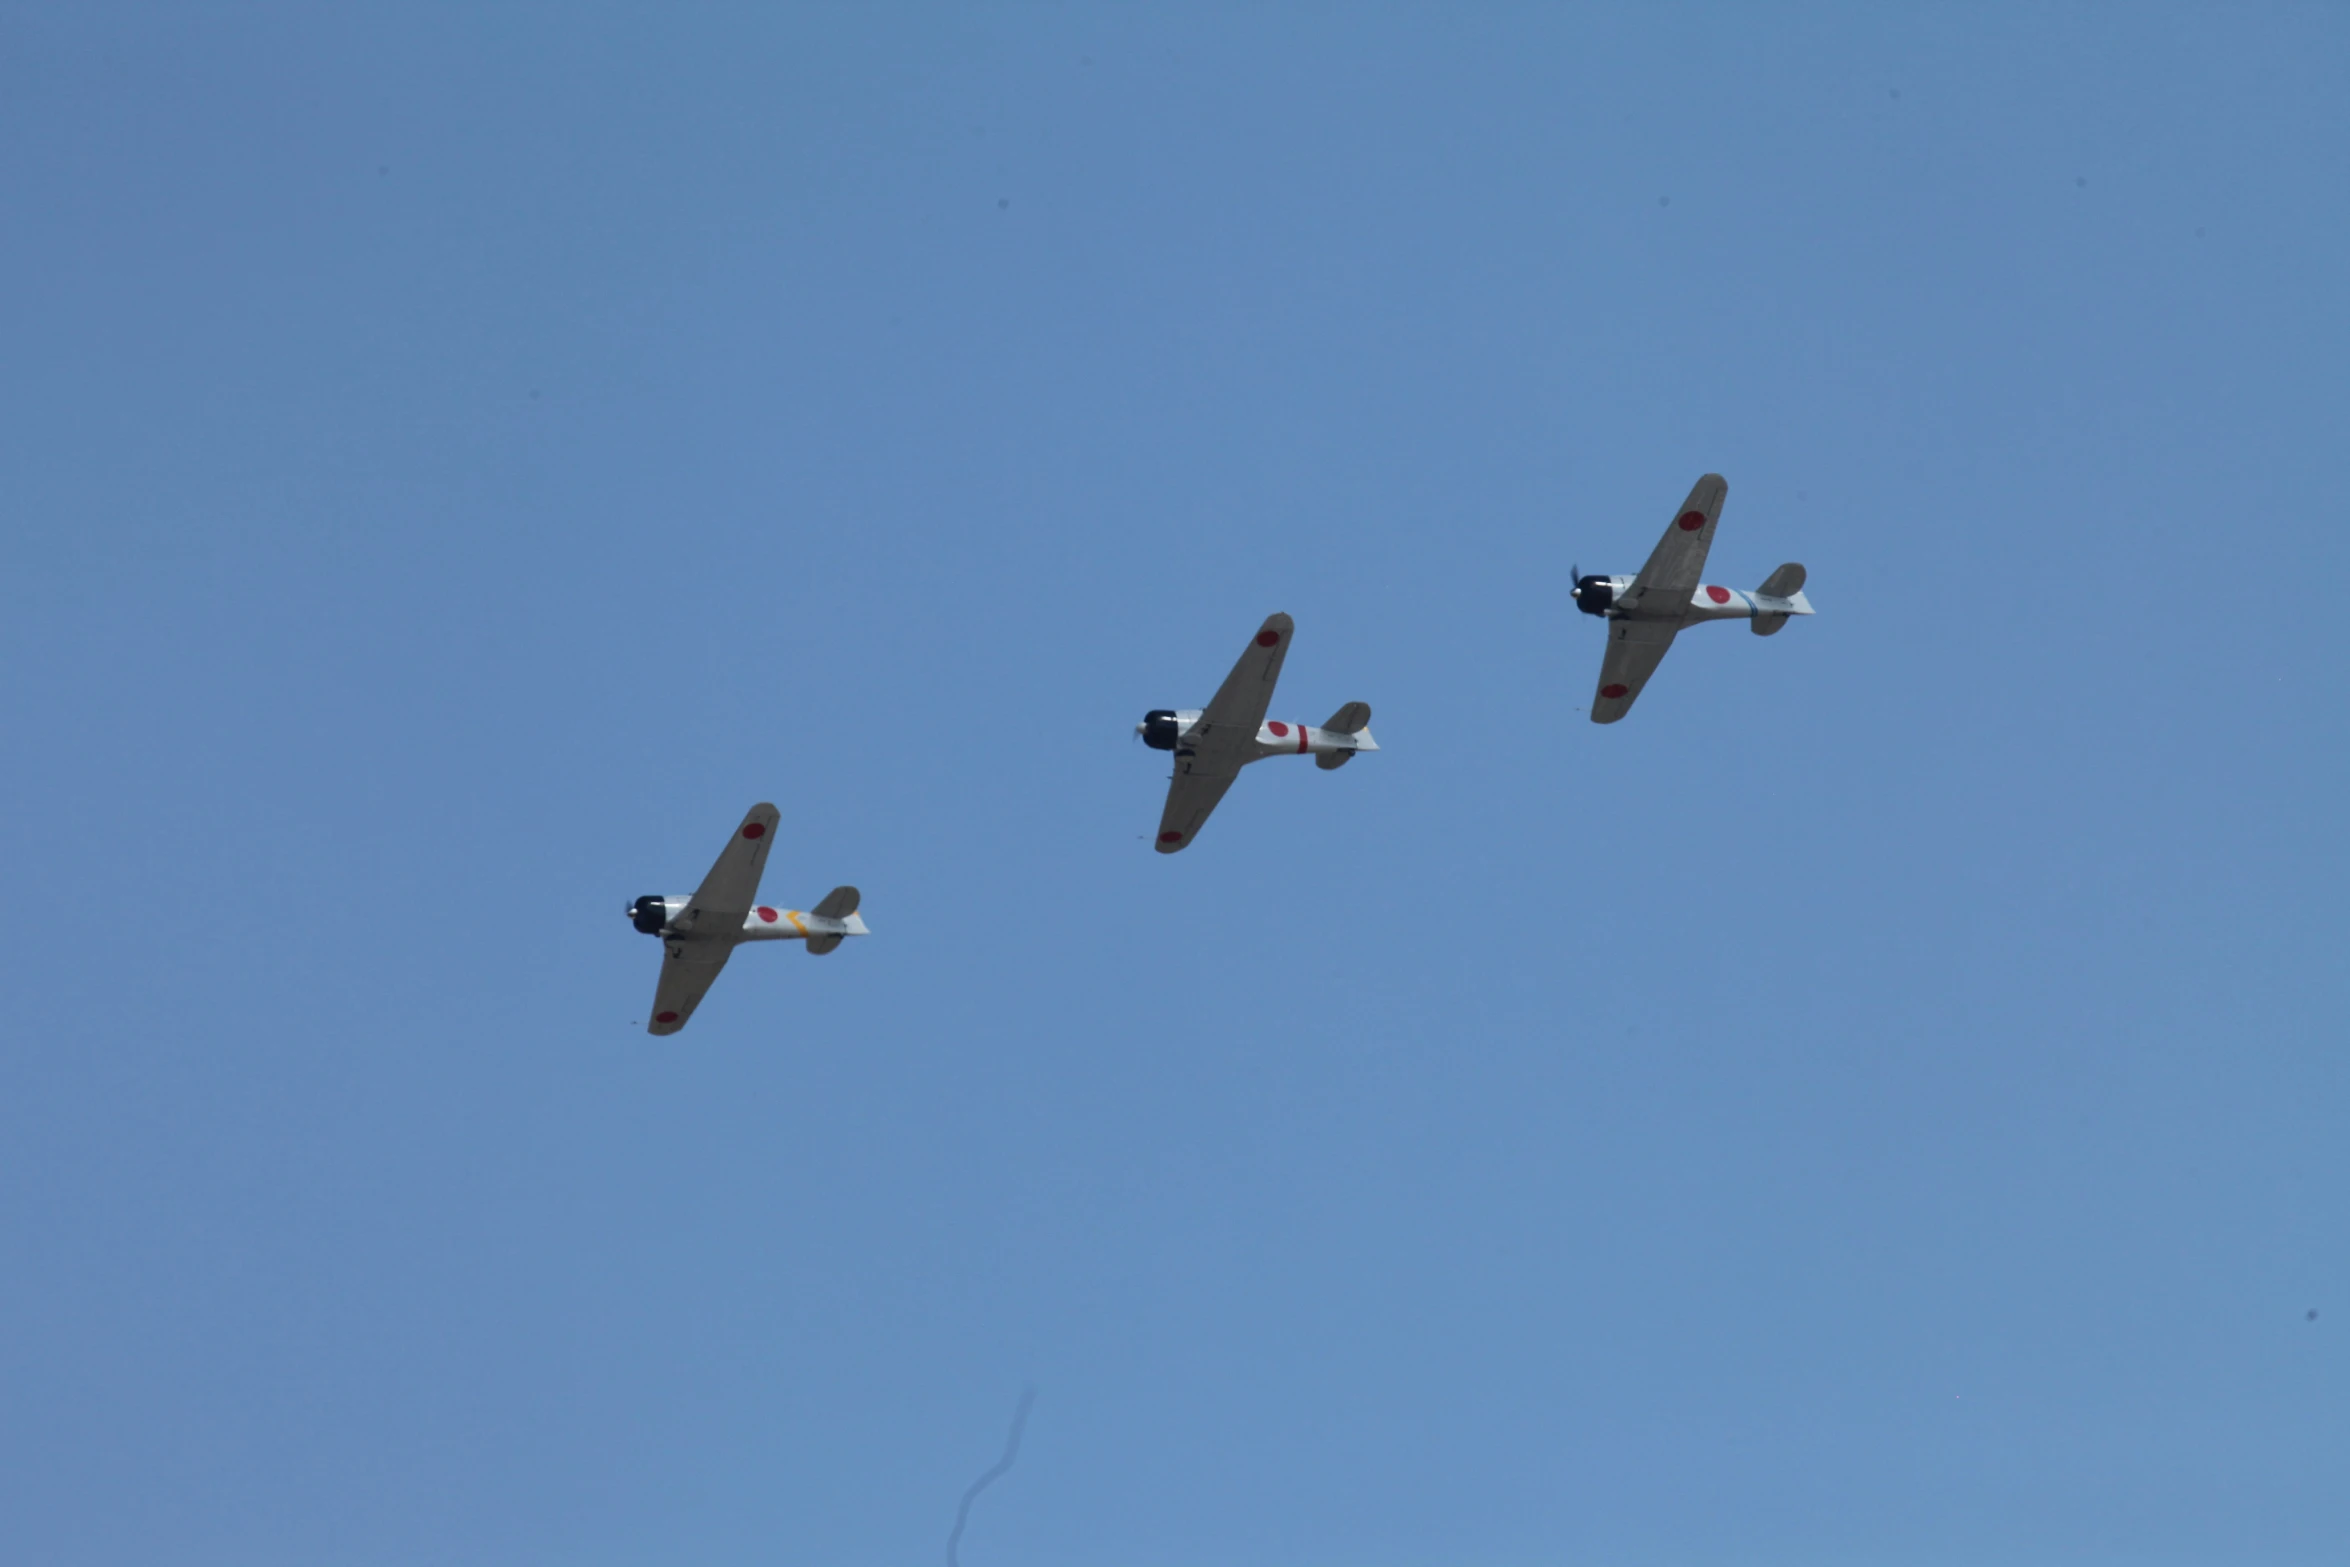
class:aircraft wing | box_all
[1155,756,1239,853]
[1618,473,1728,615]
[676,802,779,935]
[1191,613,1293,756]
[1150,613,1290,852]
[648,940,731,1035]
[1590,618,1678,724]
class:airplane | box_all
[624,803,867,1035]
[1136,612,1378,853]
[1571,473,1814,723]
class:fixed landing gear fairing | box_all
[625,803,867,1035]
[1572,474,1815,723]
[1137,612,1378,853]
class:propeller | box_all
[1571,563,1619,617]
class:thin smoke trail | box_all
[946,1384,1035,1567]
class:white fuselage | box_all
[636,897,869,944]
[1587,575,1811,624]
[1161,710,1380,764]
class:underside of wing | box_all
[1155,758,1239,853]
[1621,474,1728,614]
[1591,619,1678,724]
[1191,613,1293,757]
[648,941,731,1035]
[678,802,778,934]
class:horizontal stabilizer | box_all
[1750,575,1814,635]
[1317,720,1376,766]
[812,885,860,920]
[802,910,867,955]
[1322,701,1371,735]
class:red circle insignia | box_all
[1706,585,1731,603]
[1256,629,1280,647]
[1601,683,1630,699]
[1677,511,1705,531]
[741,822,766,839]
[655,1010,680,1023]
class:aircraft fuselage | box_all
[626,896,866,944]
[1573,574,1807,624]
[1138,709,1379,764]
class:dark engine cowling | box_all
[1572,575,1617,617]
[1139,709,1181,751]
[629,894,670,935]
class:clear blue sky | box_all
[4,6,2345,1564]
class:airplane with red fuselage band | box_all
[1137,613,1378,853]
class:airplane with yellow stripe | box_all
[624,803,867,1035]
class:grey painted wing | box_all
[1154,757,1239,853]
[680,802,778,932]
[648,941,732,1035]
[1621,474,1728,613]
[1193,613,1293,753]
[1590,619,1679,724]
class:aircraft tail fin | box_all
[804,887,866,955]
[1750,566,1814,635]
[1316,705,1376,769]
